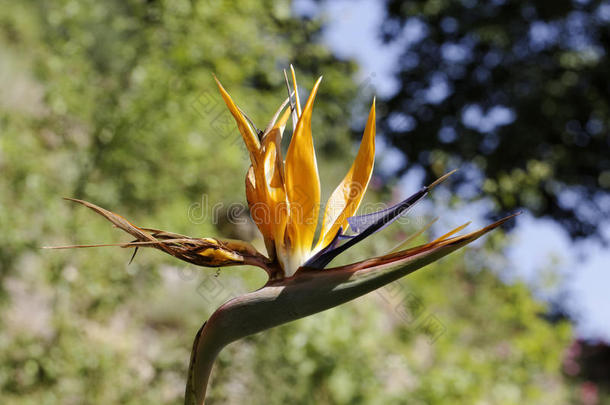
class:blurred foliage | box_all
[377,0,610,240]
[0,0,594,404]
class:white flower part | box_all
[277,245,312,277]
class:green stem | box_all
[184,322,222,404]
[183,215,513,404]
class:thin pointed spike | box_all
[290,65,301,116]
[42,238,196,249]
[283,70,294,110]
[387,217,439,254]
[431,221,472,243]
[283,69,298,132]
[428,169,458,190]
[237,106,262,138]
[128,247,139,265]
[263,96,291,135]
[42,242,136,249]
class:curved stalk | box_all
[184,214,515,404]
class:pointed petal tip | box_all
[458,211,521,236]
[212,75,232,97]
[290,66,302,115]
[501,210,523,222]
[64,197,88,205]
[309,76,323,96]
[428,169,459,190]
[42,242,132,250]
[501,210,523,221]
[476,211,521,234]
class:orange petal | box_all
[262,106,290,185]
[213,76,260,163]
[245,165,274,255]
[284,77,323,255]
[249,105,292,257]
[263,140,289,243]
[316,99,376,250]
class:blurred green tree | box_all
[377,0,610,239]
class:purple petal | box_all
[305,187,428,269]
[346,196,421,236]
[305,227,343,266]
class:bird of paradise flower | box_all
[47,66,518,404]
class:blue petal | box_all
[305,227,343,266]
[305,187,428,269]
[345,194,422,236]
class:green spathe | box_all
[184,213,516,404]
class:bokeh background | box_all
[1,0,609,403]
